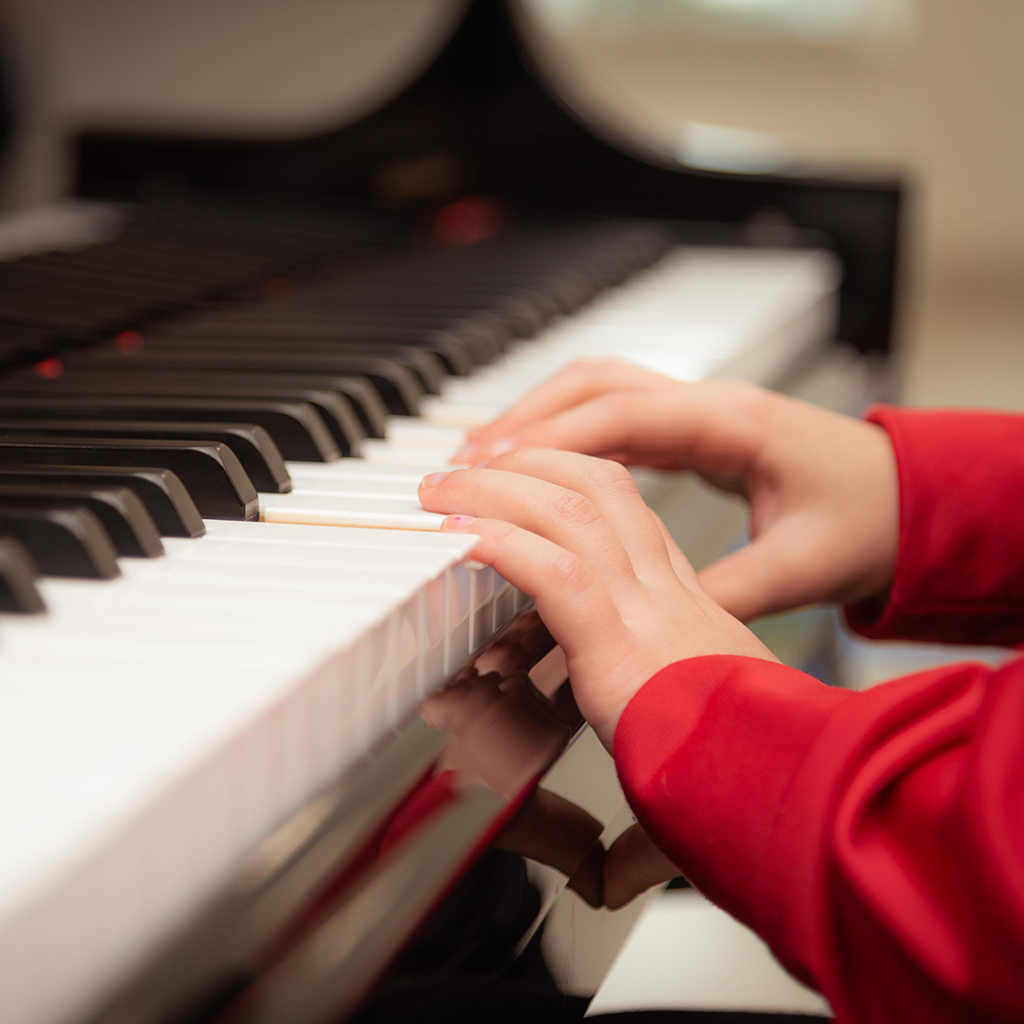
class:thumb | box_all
[648,508,701,591]
[697,525,818,622]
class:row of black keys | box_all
[0,217,672,614]
[0,204,363,367]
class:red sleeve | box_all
[614,654,1024,1024]
[845,405,1024,647]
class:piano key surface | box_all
[0,521,495,1024]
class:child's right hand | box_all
[453,360,900,622]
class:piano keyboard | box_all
[0,205,838,1024]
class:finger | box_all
[455,360,670,461]
[471,392,649,461]
[420,467,638,594]
[437,515,626,656]
[481,447,677,587]
[604,823,680,910]
[465,385,769,484]
[647,508,701,591]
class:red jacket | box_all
[613,406,1024,1024]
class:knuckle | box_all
[720,379,771,417]
[566,358,618,384]
[490,520,518,543]
[549,550,590,591]
[503,445,537,465]
[598,389,636,419]
[586,458,637,498]
[551,490,600,529]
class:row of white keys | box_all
[0,520,528,1024]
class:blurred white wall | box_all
[520,0,1024,408]
[525,0,1024,293]
[0,0,1017,406]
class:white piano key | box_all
[199,518,476,557]
[359,439,463,465]
[283,460,448,482]
[469,563,496,651]
[260,492,447,530]
[160,536,457,573]
[379,419,468,448]
[418,398,504,427]
[280,477,422,499]
[448,559,473,669]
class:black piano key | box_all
[0,466,205,539]
[0,504,121,579]
[0,536,46,613]
[0,485,164,559]
[0,396,340,463]
[133,339,450,395]
[0,372,382,444]
[0,270,191,317]
[304,291,552,336]
[0,420,291,495]
[68,350,425,416]
[0,325,55,366]
[154,314,504,363]
[290,286,551,336]
[0,437,258,521]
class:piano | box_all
[0,3,903,1022]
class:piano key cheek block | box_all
[0,0,901,1021]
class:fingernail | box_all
[451,443,478,464]
[420,471,450,489]
[479,437,516,457]
[442,515,477,529]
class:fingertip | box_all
[451,444,477,464]
[440,514,478,530]
[482,437,517,457]
[454,435,518,463]
[419,471,450,491]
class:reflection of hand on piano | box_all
[451,361,901,625]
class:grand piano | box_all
[0,2,902,1022]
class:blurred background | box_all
[0,0,1019,411]
[520,0,1024,411]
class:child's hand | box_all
[452,361,899,622]
[419,448,775,750]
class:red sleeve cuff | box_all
[845,405,1024,647]
[613,654,852,983]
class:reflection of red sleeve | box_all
[845,405,1024,646]
[614,654,1024,1023]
